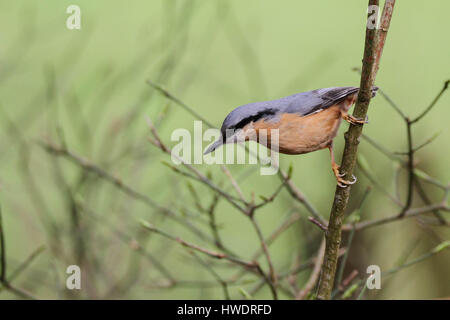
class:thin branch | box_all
[355,240,450,299]
[80,202,176,283]
[399,80,450,217]
[342,202,449,231]
[333,187,370,298]
[251,174,290,211]
[357,160,403,207]
[344,270,360,287]
[140,219,279,299]
[146,80,216,128]
[278,170,326,225]
[0,204,6,284]
[189,251,230,300]
[376,87,407,120]
[414,179,447,225]
[220,165,246,202]
[410,80,449,124]
[205,194,227,250]
[333,228,356,298]
[383,241,450,276]
[362,133,402,162]
[140,220,258,270]
[399,119,414,216]
[38,140,212,243]
[295,238,325,300]
[230,211,300,282]
[6,245,46,284]
[252,211,300,261]
[0,204,38,300]
[308,217,328,232]
[372,0,395,77]
[278,247,347,291]
[249,215,277,287]
[412,131,441,153]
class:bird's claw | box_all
[344,114,369,125]
[333,167,357,188]
[337,174,357,188]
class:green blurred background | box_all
[0,0,449,299]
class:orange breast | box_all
[242,105,342,155]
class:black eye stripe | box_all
[224,109,277,135]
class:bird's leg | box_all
[328,143,357,188]
[341,110,368,125]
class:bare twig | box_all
[384,241,450,275]
[249,215,277,286]
[38,140,212,243]
[230,211,300,282]
[0,204,38,300]
[400,80,450,216]
[189,251,231,300]
[0,205,5,284]
[140,220,258,270]
[308,217,328,232]
[295,238,326,300]
[410,80,449,124]
[399,118,414,216]
[146,117,280,298]
[342,202,449,231]
[80,202,176,283]
[278,170,326,225]
[140,220,278,299]
[414,179,447,225]
[6,245,46,284]
[205,194,227,250]
[146,80,216,128]
[220,165,246,202]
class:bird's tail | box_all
[204,139,223,155]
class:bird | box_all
[204,86,378,187]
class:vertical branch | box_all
[0,204,37,300]
[400,119,414,216]
[399,80,449,217]
[206,194,227,250]
[317,0,396,300]
[0,204,6,284]
[373,0,396,77]
[249,215,277,286]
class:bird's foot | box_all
[343,114,369,125]
[332,165,357,188]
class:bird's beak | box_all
[204,139,223,155]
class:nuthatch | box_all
[204,86,378,187]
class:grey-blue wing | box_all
[281,86,359,116]
[220,86,371,136]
